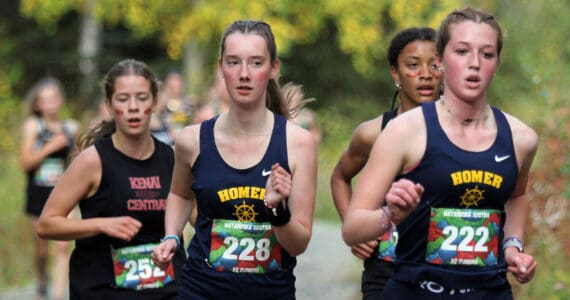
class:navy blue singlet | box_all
[391,101,518,290]
[180,113,296,299]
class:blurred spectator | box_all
[193,70,230,124]
[150,83,176,146]
[19,77,79,300]
[161,70,197,132]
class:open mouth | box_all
[466,75,480,83]
[417,85,435,96]
[127,117,141,127]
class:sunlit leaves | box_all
[323,0,461,76]
[160,0,327,60]
[20,0,462,77]
[20,0,79,32]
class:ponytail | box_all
[390,90,399,111]
[281,82,315,119]
[75,118,115,151]
[266,79,289,119]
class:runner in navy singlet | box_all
[152,20,317,299]
[343,7,538,299]
[331,27,441,299]
[36,59,185,299]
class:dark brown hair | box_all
[220,20,312,119]
[76,59,159,150]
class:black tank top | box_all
[25,117,74,215]
[69,136,185,298]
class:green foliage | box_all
[0,98,20,153]
[313,96,385,222]
[280,20,389,107]
[322,0,460,77]
[0,21,23,153]
[514,232,570,299]
[20,0,461,81]
[0,155,34,289]
[16,0,463,111]
[19,0,78,32]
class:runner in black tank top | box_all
[36,59,186,299]
[68,136,185,299]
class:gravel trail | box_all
[295,220,361,300]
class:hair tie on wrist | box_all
[380,206,392,231]
[264,197,291,226]
[161,234,181,248]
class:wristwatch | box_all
[503,236,524,253]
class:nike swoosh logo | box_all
[494,154,511,162]
[262,169,271,176]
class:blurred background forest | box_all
[0,0,569,299]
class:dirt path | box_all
[0,220,361,300]
[295,220,361,299]
[0,284,35,300]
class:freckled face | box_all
[107,75,156,136]
[441,21,499,102]
[219,32,279,107]
[392,40,442,108]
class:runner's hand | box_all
[505,248,536,284]
[45,132,69,154]
[264,163,292,208]
[100,216,142,241]
[350,240,378,260]
[385,179,423,224]
[152,239,177,270]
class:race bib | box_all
[377,223,398,262]
[34,158,65,187]
[210,219,282,273]
[426,208,501,266]
[111,243,174,290]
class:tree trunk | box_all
[78,0,101,108]
[183,40,205,99]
